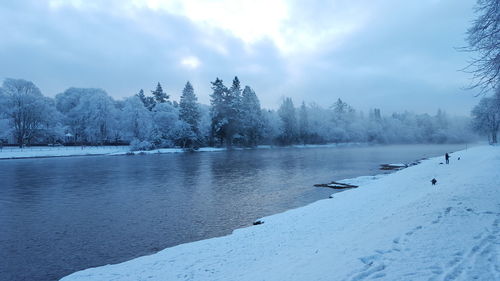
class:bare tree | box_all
[463,0,500,94]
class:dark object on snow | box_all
[458,157,461,160]
[431,178,437,185]
[380,164,407,171]
[379,161,420,171]
[445,153,450,164]
[314,181,358,189]
[253,220,264,225]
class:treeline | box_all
[0,77,476,149]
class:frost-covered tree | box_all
[367,108,386,143]
[209,78,228,146]
[173,120,197,148]
[329,98,356,142]
[56,88,118,144]
[464,0,500,93]
[240,86,262,146]
[298,101,309,144]
[278,97,297,145]
[471,90,500,143]
[179,81,200,145]
[120,96,153,141]
[152,82,169,104]
[261,109,281,144]
[151,102,179,147]
[1,78,58,147]
[198,104,212,145]
[225,76,243,146]
[136,89,155,111]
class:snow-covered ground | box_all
[0,146,230,159]
[62,145,499,281]
[0,146,130,159]
[0,143,361,159]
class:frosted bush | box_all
[129,139,155,151]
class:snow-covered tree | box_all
[240,86,262,146]
[471,90,500,143]
[173,120,197,148]
[329,98,357,142]
[1,78,58,147]
[278,97,297,145]
[464,0,500,93]
[225,76,243,146]
[56,88,118,144]
[152,82,169,104]
[136,89,155,111]
[151,102,179,147]
[209,78,228,146]
[298,101,309,144]
[179,81,200,146]
[120,96,153,141]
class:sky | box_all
[0,0,481,115]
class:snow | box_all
[0,146,233,159]
[0,146,130,159]
[61,145,500,281]
[0,143,360,159]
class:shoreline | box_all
[61,145,499,281]
[0,142,469,160]
[0,142,366,160]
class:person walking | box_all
[445,153,450,164]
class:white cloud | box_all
[44,0,370,55]
[180,56,201,69]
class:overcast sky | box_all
[0,0,480,115]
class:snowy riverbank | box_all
[0,146,232,159]
[0,143,365,160]
[62,145,499,281]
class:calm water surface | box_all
[0,144,468,280]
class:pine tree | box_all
[241,86,262,146]
[299,101,309,144]
[179,81,201,144]
[210,78,228,146]
[278,97,297,145]
[226,76,243,146]
[136,89,155,111]
[151,82,169,104]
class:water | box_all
[0,144,467,281]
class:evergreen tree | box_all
[278,97,297,145]
[241,86,262,146]
[151,82,169,104]
[210,78,228,146]
[298,101,309,144]
[136,89,155,111]
[225,76,243,146]
[330,98,356,142]
[179,81,200,146]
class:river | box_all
[0,144,468,280]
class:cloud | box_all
[180,56,201,69]
[0,0,480,115]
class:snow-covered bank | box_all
[0,142,362,160]
[0,146,130,159]
[0,146,228,159]
[62,145,499,281]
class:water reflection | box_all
[0,144,468,280]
